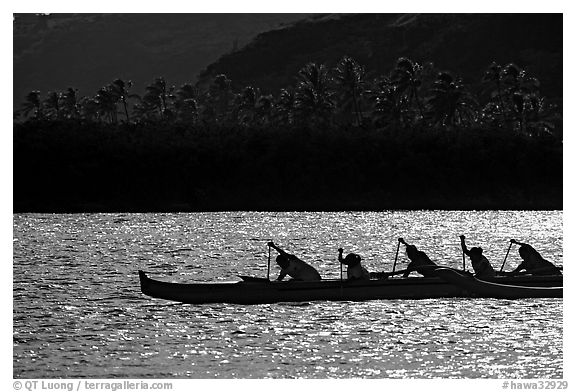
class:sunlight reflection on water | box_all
[13,211,562,378]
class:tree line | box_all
[13,56,563,212]
[14,57,561,137]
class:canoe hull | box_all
[138,270,562,304]
[434,268,563,299]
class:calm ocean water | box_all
[13,211,563,378]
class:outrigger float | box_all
[138,268,562,305]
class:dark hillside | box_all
[197,14,562,102]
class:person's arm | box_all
[268,241,286,256]
[460,235,471,256]
[514,240,546,264]
[511,239,529,247]
[512,239,541,258]
[506,261,526,276]
[276,270,287,281]
[399,238,412,277]
[403,262,414,278]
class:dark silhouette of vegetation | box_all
[20,91,42,120]
[13,57,562,212]
[334,56,365,126]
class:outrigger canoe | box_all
[138,269,562,305]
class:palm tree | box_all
[177,98,198,124]
[482,62,505,112]
[132,95,158,121]
[427,72,477,128]
[523,94,556,136]
[255,94,274,126]
[20,91,43,120]
[294,62,334,126]
[174,83,196,101]
[94,86,119,123]
[148,77,170,118]
[206,74,234,124]
[274,88,295,126]
[481,62,543,134]
[508,90,552,136]
[367,77,405,129]
[333,56,365,126]
[391,57,425,122]
[237,86,257,126]
[110,79,134,122]
[79,96,101,122]
[61,88,80,119]
[44,91,61,119]
[133,77,173,121]
[501,64,540,98]
[173,83,198,124]
[481,62,508,129]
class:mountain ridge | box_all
[13,13,313,104]
[196,14,562,102]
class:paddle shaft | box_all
[392,241,401,273]
[462,250,466,271]
[500,242,514,272]
[267,245,271,280]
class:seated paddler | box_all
[398,238,438,277]
[338,248,370,280]
[268,241,322,281]
[459,235,496,279]
[505,239,562,276]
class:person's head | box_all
[405,244,418,260]
[343,253,361,266]
[469,247,483,260]
[276,255,290,269]
[518,245,538,261]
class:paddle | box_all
[459,235,466,271]
[267,242,271,280]
[337,247,345,284]
[499,240,514,272]
[392,238,402,273]
[337,248,344,296]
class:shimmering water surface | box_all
[13,211,563,378]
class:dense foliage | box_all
[14,57,562,212]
